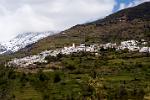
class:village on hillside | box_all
[8,39,150,68]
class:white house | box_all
[139,47,150,53]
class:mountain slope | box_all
[0,2,149,60]
[92,1,150,24]
[16,2,150,55]
[0,31,56,54]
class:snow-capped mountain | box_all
[0,31,56,54]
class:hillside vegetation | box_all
[0,50,150,100]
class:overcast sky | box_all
[0,0,149,42]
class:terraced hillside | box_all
[1,50,150,100]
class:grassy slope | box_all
[1,51,149,100]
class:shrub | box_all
[54,73,61,83]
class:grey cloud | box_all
[0,0,116,42]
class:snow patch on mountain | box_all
[0,44,7,54]
[0,31,56,54]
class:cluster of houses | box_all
[7,43,98,67]
[61,43,98,54]
[117,40,150,53]
[7,55,47,68]
[8,40,150,68]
